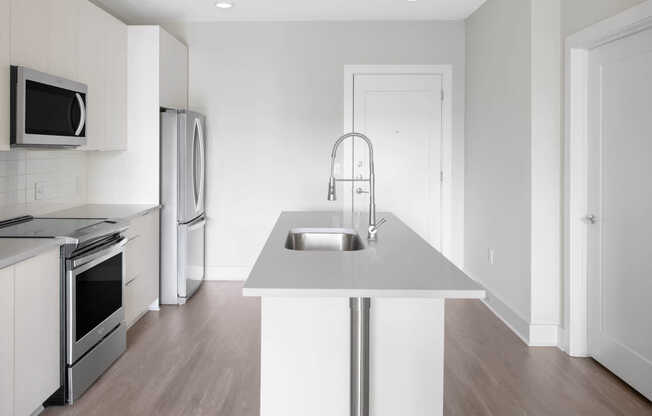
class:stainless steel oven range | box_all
[64,229,127,402]
[0,216,128,404]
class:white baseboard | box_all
[205,265,250,281]
[558,325,569,352]
[476,283,566,349]
[148,298,160,311]
[529,324,559,346]
[480,288,530,345]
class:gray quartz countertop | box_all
[243,211,486,298]
[43,204,160,222]
[0,238,64,269]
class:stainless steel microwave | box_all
[10,66,87,147]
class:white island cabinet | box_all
[244,212,485,416]
[0,247,60,416]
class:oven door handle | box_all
[72,237,128,269]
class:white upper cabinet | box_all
[10,0,51,72]
[159,29,188,110]
[104,14,128,151]
[1,0,128,152]
[49,0,80,81]
[0,0,10,151]
[77,0,107,151]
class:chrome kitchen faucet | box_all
[327,132,386,241]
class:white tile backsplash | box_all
[0,149,87,221]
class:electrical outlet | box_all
[488,249,495,265]
[34,182,56,201]
[34,182,47,200]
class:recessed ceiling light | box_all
[215,1,233,9]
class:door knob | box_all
[356,187,369,195]
[585,214,597,224]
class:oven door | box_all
[67,238,127,365]
[11,65,87,147]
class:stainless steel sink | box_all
[285,228,365,251]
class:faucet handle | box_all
[367,217,387,240]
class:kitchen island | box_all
[244,211,485,416]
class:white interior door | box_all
[587,26,652,400]
[351,74,443,249]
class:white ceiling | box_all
[92,0,487,24]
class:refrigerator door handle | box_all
[192,121,200,210]
[188,216,206,231]
[197,118,205,210]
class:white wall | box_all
[465,0,533,323]
[466,0,643,348]
[530,0,561,345]
[164,21,466,280]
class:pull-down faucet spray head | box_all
[327,176,337,201]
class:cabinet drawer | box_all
[124,273,143,326]
[123,213,149,240]
[124,235,145,280]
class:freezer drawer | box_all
[178,215,206,303]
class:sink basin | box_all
[285,228,365,251]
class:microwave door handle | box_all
[74,93,86,136]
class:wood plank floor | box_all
[43,281,651,416]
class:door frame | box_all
[343,65,453,258]
[564,0,652,357]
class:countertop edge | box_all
[242,287,486,299]
[0,237,66,270]
[117,205,162,221]
[42,204,162,222]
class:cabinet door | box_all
[48,0,80,80]
[144,210,160,307]
[124,269,143,327]
[10,0,51,72]
[14,249,60,416]
[0,0,10,150]
[104,16,127,150]
[124,232,146,327]
[159,28,188,110]
[77,0,106,150]
[0,266,14,416]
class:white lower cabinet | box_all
[124,210,160,328]
[0,248,60,416]
[0,266,14,416]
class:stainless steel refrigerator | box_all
[160,109,206,304]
